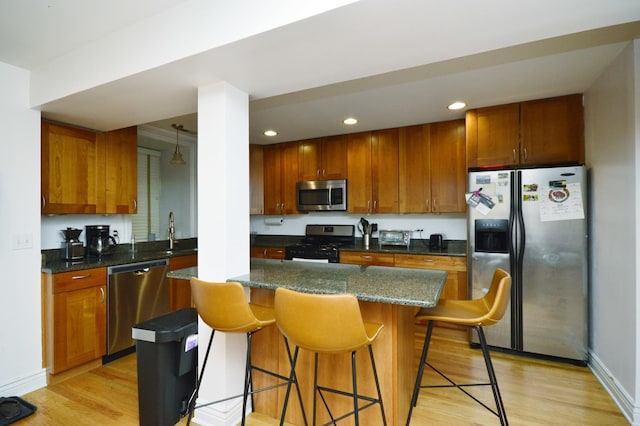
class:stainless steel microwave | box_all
[296,179,347,212]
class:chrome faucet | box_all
[168,211,176,250]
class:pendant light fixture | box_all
[170,123,187,165]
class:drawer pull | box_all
[361,255,372,259]
[99,287,105,303]
[422,259,435,263]
[71,274,92,280]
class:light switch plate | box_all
[12,233,33,250]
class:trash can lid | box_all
[132,308,198,343]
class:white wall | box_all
[250,212,467,240]
[0,62,46,395]
[585,40,639,422]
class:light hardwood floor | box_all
[18,326,627,425]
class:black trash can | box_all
[132,308,198,426]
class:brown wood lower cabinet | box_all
[250,246,285,259]
[42,268,107,376]
[339,250,395,266]
[394,254,467,300]
[169,254,198,311]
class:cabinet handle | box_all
[433,199,437,212]
[523,147,528,162]
[71,274,92,280]
[99,287,105,303]
[422,259,435,263]
[133,198,137,212]
[513,148,517,162]
[373,200,377,212]
[281,203,284,213]
[41,195,46,211]
[425,199,429,211]
[322,169,325,177]
[360,255,372,259]
[367,200,371,212]
[263,248,268,256]
[316,169,320,178]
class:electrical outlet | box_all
[12,233,33,250]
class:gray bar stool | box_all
[406,268,512,425]
[275,287,387,426]
[187,278,306,426]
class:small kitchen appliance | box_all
[85,225,118,257]
[428,233,444,251]
[378,230,411,249]
[296,179,347,212]
[284,224,355,262]
[60,227,84,261]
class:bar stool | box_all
[406,268,512,426]
[187,279,306,426]
[274,287,386,426]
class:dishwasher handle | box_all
[133,268,150,276]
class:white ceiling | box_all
[2,0,639,145]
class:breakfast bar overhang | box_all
[169,258,447,425]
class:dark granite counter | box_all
[252,234,467,257]
[42,238,198,274]
[168,258,447,308]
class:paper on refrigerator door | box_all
[539,182,585,221]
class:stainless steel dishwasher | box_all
[107,259,170,355]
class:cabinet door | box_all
[169,254,198,311]
[347,132,373,213]
[299,138,324,181]
[466,103,520,168]
[104,126,137,213]
[371,128,399,213]
[520,94,584,165]
[399,124,431,213]
[250,144,264,215]
[41,121,100,214]
[280,142,300,214]
[51,285,106,373]
[263,144,282,215]
[430,120,467,213]
[322,135,348,180]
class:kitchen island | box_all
[169,259,447,425]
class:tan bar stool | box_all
[274,287,386,426]
[187,279,306,426]
[406,268,512,425]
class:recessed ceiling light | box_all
[343,117,358,125]
[264,130,277,137]
[447,102,466,111]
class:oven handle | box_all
[291,257,330,263]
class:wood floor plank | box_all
[18,325,627,425]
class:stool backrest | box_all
[274,288,371,353]
[190,278,262,333]
[480,268,512,326]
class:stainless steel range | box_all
[285,224,355,263]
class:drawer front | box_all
[394,254,467,272]
[251,246,285,259]
[339,251,395,266]
[52,267,107,293]
[169,254,198,271]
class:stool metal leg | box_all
[406,320,434,425]
[475,326,508,425]
[279,339,308,426]
[187,329,215,426]
[368,345,387,426]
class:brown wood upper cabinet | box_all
[299,135,348,181]
[263,142,299,215]
[347,128,399,213]
[466,94,584,168]
[41,121,101,214]
[41,120,138,214]
[399,119,466,213]
[249,144,264,215]
[104,126,137,214]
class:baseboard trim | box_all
[589,350,637,424]
[0,368,47,397]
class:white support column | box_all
[194,81,250,425]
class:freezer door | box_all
[468,170,514,350]
[518,166,588,361]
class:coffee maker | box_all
[61,228,84,261]
[85,225,118,257]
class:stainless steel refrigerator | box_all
[467,165,588,363]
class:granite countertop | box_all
[252,234,467,257]
[168,258,448,308]
[42,238,198,274]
